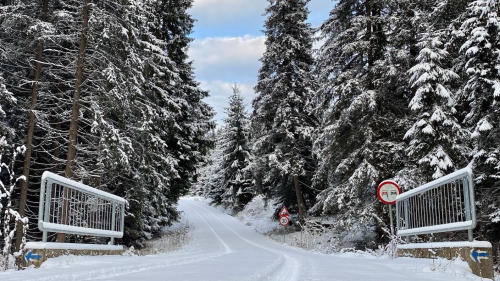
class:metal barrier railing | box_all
[38,172,125,243]
[395,167,476,242]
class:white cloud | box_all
[189,35,265,81]
[201,80,256,125]
[188,35,264,124]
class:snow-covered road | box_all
[3,198,478,281]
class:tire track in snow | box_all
[24,202,234,281]
[25,252,228,281]
[184,203,233,254]
[187,200,303,281]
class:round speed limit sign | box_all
[279,216,289,226]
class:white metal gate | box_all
[395,167,476,242]
[38,172,126,243]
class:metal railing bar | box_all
[396,167,473,200]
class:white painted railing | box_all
[395,167,476,242]
[38,172,125,243]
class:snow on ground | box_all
[236,195,279,234]
[141,215,193,255]
[1,197,495,281]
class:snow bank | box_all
[141,215,193,255]
[236,195,278,234]
[416,257,479,280]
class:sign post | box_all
[279,206,290,243]
[377,181,401,236]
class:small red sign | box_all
[279,206,290,217]
[279,216,290,226]
[377,180,401,205]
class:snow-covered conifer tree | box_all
[1,0,214,247]
[456,0,500,242]
[199,128,226,204]
[0,77,16,139]
[220,85,253,209]
[311,0,411,247]
[405,28,467,182]
[151,0,215,206]
[252,0,316,224]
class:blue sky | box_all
[188,0,334,124]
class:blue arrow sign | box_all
[25,251,42,262]
[471,249,489,262]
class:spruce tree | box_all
[405,27,467,182]
[201,127,226,204]
[312,0,415,247]
[156,0,215,204]
[0,76,15,139]
[252,0,316,224]
[221,85,253,209]
[456,0,500,242]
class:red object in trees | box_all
[279,216,290,226]
[279,206,290,217]
[377,180,401,205]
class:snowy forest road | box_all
[4,198,474,281]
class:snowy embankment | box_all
[140,216,193,255]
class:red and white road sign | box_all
[377,180,401,205]
[279,216,290,226]
[279,206,290,217]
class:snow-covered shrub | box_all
[141,217,193,255]
[0,140,28,271]
[236,195,278,234]
[122,246,138,257]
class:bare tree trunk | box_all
[51,92,63,173]
[293,175,307,225]
[16,0,49,251]
[58,0,90,242]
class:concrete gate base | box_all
[397,241,494,279]
[23,242,124,268]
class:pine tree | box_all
[199,128,226,204]
[155,0,216,203]
[220,85,253,209]
[0,76,15,139]
[252,0,316,224]
[405,26,467,182]
[312,0,398,245]
[456,0,500,242]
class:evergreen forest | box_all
[1,0,500,267]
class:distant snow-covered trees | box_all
[221,85,253,209]
[195,85,254,210]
